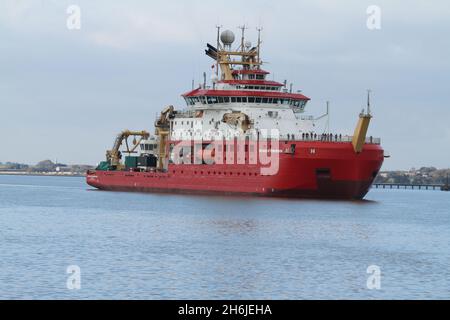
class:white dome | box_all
[220,30,235,46]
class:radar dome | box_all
[220,30,235,46]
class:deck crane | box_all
[106,130,150,168]
[155,105,175,170]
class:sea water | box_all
[0,175,449,299]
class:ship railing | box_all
[173,111,197,118]
[170,131,381,145]
[282,134,381,144]
[155,110,197,121]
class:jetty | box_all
[373,183,447,191]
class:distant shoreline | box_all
[0,172,85,177]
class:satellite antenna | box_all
[220,30,235,50]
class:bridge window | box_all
[195,96,305,107]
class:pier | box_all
[373,183,447,191]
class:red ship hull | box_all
[86,141,384,200]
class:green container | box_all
[125,156,138,169]
[96,161,110,171]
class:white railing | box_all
[281,134,381,144]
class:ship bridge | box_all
[170,27,317,141]
[181,27,310,114]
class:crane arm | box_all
[106,130,150,166]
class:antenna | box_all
[203,72,206,88]
[314,101,331,134]
[367,89,372,115]
[326,101,330,134]
[238,24,248,52]
[215,25,222,76]
[256,26,263,65]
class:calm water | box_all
[0,175,449,300]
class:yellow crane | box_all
[106,130,150,168]
[155,105,175,170]
[352,91,373,153]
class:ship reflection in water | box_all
[1,175,449,299]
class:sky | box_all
[1,0,449,170]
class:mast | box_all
[215,25,221,77]
[256,27,263,67]
[238,24,247,53]
[205,26,262,80]
[238,25,247,67]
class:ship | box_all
[86,27,385,199]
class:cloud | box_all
[87,9,198,50]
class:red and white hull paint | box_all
[87,141,384,200]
